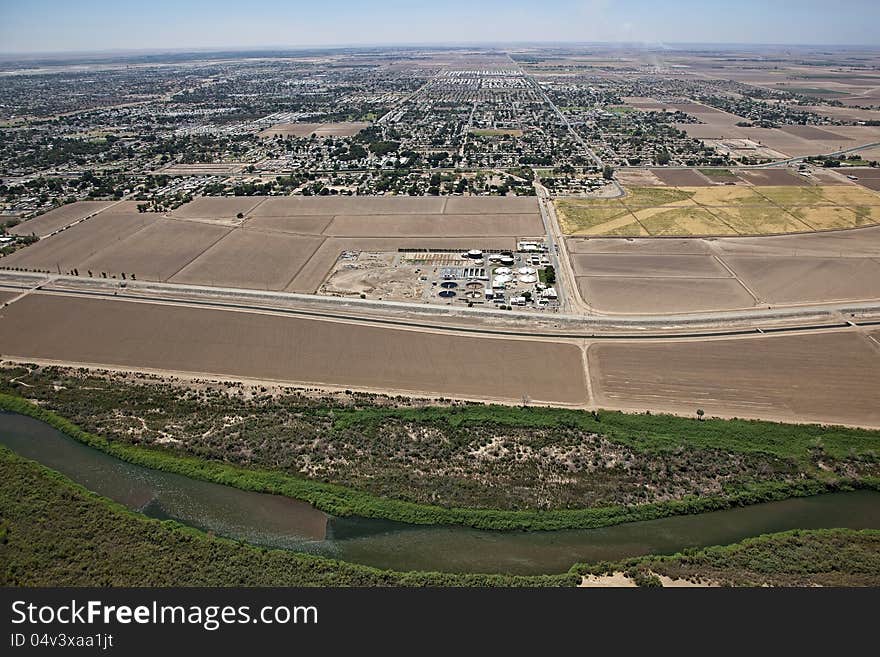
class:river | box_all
[2,411,878,575]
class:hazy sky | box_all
[1,0,878,53]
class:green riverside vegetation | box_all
[578,528,880,587]
[2,446,877,587]
[0,447,573,587]
[1,383,879,532]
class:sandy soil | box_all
[0,293,587,406]
[579,573,718,587]
[319,252,424,301]
[615,169,664,187]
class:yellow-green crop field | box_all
[555,185,880,236]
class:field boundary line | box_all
[163,226,235,282]
[709,251,761,305]
[281,237,329,292]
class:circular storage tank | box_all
[493,274,512,285]
[438,290,457,298]
[493,267,512,276]
[467,249,483,259]
[500,257,515,266]
[441,281,459,289]
[518,274,538,284]
[518,266,537,275]
[466,282,483,291]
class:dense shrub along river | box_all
[2,411,879,575]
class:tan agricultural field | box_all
[169,196,266,220]
[1,209,156,273]
[79,220,231,281]
[258,122,369,138]
[723,255,880,304]
[323,213,544,237]
[588,332,880,427]
[444,196,539,214]
[8,201,116,238]
[735,170,810,186]
[3,195,542,293]
[566,237,712,255]
[632,206,739,236]
[577,277,755,314]
[244,214,334,235]
[250,196,447,216]
[565,224,880,312]
[170,231,324,291]
[570,253,730,278]
[650,169,712,186]
[0,294,587,405]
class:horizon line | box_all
[2,40,880,59]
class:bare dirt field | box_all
[251,196,447,216]
[0,291,16,304]
[566,237,712,255]
[319,252,424,301]
[444,197,539,213]
[614,169,663,186]
[570,253,730,278]
[650,169,712,186]
[324,213,544,237]
[1,209,157,273]
[588,332,880,426]
[779,125,852,141]
[564,224,880,312]
[170,230,324,290]
[576,277,755,314]
[258,122,369,138]
[8,201,116,238]
[3,196,541,293]
[244,215,334,235]
[169,197,266,221]
[735,170,809,186]
[79,220,231,281]
[0,293,587,405]
[836,168,880,192]
[723,255,880,304]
